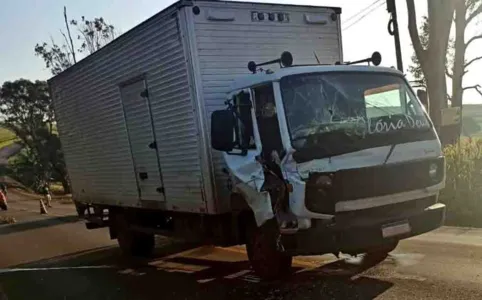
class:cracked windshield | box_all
[0,0,481,299]
[281,72,430,150]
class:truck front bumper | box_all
[282,201,446,256]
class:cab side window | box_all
[253,84,283,159]
[234,91,256,150]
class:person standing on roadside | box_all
[43,185,52,208]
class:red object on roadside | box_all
[0,190,7,210]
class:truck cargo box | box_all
[49,0,342,215]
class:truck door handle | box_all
[148,141,157,149]
[139,172,148,180]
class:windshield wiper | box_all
[292,123,363,142]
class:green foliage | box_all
[34,42,74,76]
[0,80,54,140]
[71,16,116,54]
[0,79,70,193]
[0,128,16,142]
[7,148,46,191]
[35,8,117,75]
[440,138,482,227]
[0,127,18,149]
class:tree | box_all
[71,16,116,54]
[35,6,117,75]
[406,0,456,126]
[0,79,71,193]
[447,0,482,108]
[408,1,482,108]
[408,16,429,90]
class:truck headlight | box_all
[315,175,333,188]
[429,163,438,179]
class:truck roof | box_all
[230,65,403,91]
[48,0,341,84]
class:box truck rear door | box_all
[120,79,165,202]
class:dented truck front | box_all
[211,64,446,257]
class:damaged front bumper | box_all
[280,198,446,256]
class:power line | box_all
[343,0,384,24]
[343,1,386,31]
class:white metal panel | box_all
[120,79,164,202]
[50,5,207,212]
[188,1,343,213]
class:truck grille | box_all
[305,157,444,214]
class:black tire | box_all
[114,213,155,257]
[74,202,87,217]
[365,241,399,260]
[246,218,293,280]
[117,230,155,257]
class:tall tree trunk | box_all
[451,1,467,139]
[60,174,71,194]
[406,0,455,129]
[451,0,467,108]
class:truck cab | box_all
[210,52,446,279]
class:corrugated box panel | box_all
[50,6,206,212]
[191,1,342,212]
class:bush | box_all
[440,138,482,227]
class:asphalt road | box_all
[1,199,482,300]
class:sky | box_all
[0,0,481,103]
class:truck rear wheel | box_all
[113,213,155,257]
[246,219,292,280]
[117,230,155,257]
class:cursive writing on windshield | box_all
[353,114,430,137]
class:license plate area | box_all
[382,220,411,238]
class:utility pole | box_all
[387,0,403,72]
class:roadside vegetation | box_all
[0,216,16,225]
[0,7,116,197]
[0,128,18,149]
[441,138,482,227]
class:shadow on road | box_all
[2,241,393,300]
[0,215,79,235]
[10,239,201,269]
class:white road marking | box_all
[224,269,252,279]
[0,265,113,274]
[197,278,216,284]
[242,274,261,283]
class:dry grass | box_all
[440,138,482,227]
[0,127,18,149]
[0,215,17,225]
[49,182,65,195]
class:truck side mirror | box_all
[211,110,236,152]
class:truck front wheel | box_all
[245,219,293,280]
[364,241,399,259]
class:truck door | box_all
[120,79,165,202]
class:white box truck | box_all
[49,0,446,279]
